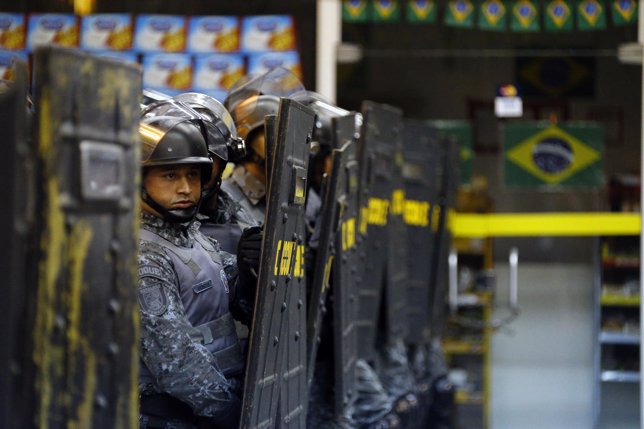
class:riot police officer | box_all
[222,67,306,227]
[161,92,259,255]
[136,99,258,429]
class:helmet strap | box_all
[141,186,201,224]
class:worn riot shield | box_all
[264,114,278,196]
[21,47,141,428]
[429,135,460,340]
[330,114,361,414]
[402,120,442,345]
[384,134,409,344]
[241,98,315,429]
[306,147,342,383]
[356,101,402,362]
[423,135,459,429]
[0,61,32,429]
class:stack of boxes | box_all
[0,12,301,100]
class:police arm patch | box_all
[138,281,169,316]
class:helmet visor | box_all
[225,66,306,114]
[142,98,230,162]
[174,92,238,139]
[292,91,350,147]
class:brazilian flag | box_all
[478,0,508,31]
[429,120,472,186]
[611,0,637,25]
[406,0,437,23]
[504,122,604,188]
[343,0,372,22]
[511,0,540,31]
[445,0,475,27]
[544,0,573,31]
[372,0,401,21]
[577,0,607,30]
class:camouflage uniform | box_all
[220,165,266,228]
[138,211,249,428]
[198,189,260,255]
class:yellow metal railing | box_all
[450,212,641,238]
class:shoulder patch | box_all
[138,282,169,316]
[139,265,165,280]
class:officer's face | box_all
[251,132,266,161]
[142,164,202,216]
[244,131,267,184]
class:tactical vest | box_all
[139,228,244,383]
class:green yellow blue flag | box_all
[343,0,372,22]
[544,0,573,31]
[478,0,508,31]
[511,0,540,31]
[577,0,607,30]
[372,0,401,21]
[406,0,437,23]
[504,122,604,188]
[445,0,475,27]
[611,0,637,25]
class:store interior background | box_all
[8,0,643,428]
[338,9,640,429]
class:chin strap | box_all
[141,187,202,224]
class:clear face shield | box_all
[142,98,230,163]
[173,92,246,162]
[224,67,307,139]
[292,90,351,152]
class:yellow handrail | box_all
[450,212,641,238]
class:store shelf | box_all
[600,294,640,307]
[600,370,640,383]
[595,183,641,428]
[443,340,486,355]
[446,184,492,429]
[455,390,484,406]
[602,258,640,269]
[599,331,639,345]
[457,292,492,307]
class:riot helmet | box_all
[139,100,213,223]
[224,67,305,165]
[173,92,246,163]
[291,91,351,192]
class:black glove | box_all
[235,226,263,314]
[236,225,263,275]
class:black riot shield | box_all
[331,114,361,414]
[423,134,459,429]
[265,114,278,196]
[429,135,460,340]
[384,131,409,344]
[241,98,315,429]
[402,120,442,346]
[0,61,31,429]
[305,145,342,384]
[356,101,402,362]
[24,47,141,429]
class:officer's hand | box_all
[237,225,263,274]
[228,376,243,396]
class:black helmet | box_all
[139,103,214,223]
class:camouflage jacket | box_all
[137,212,243,418]
[220,165,266,228]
